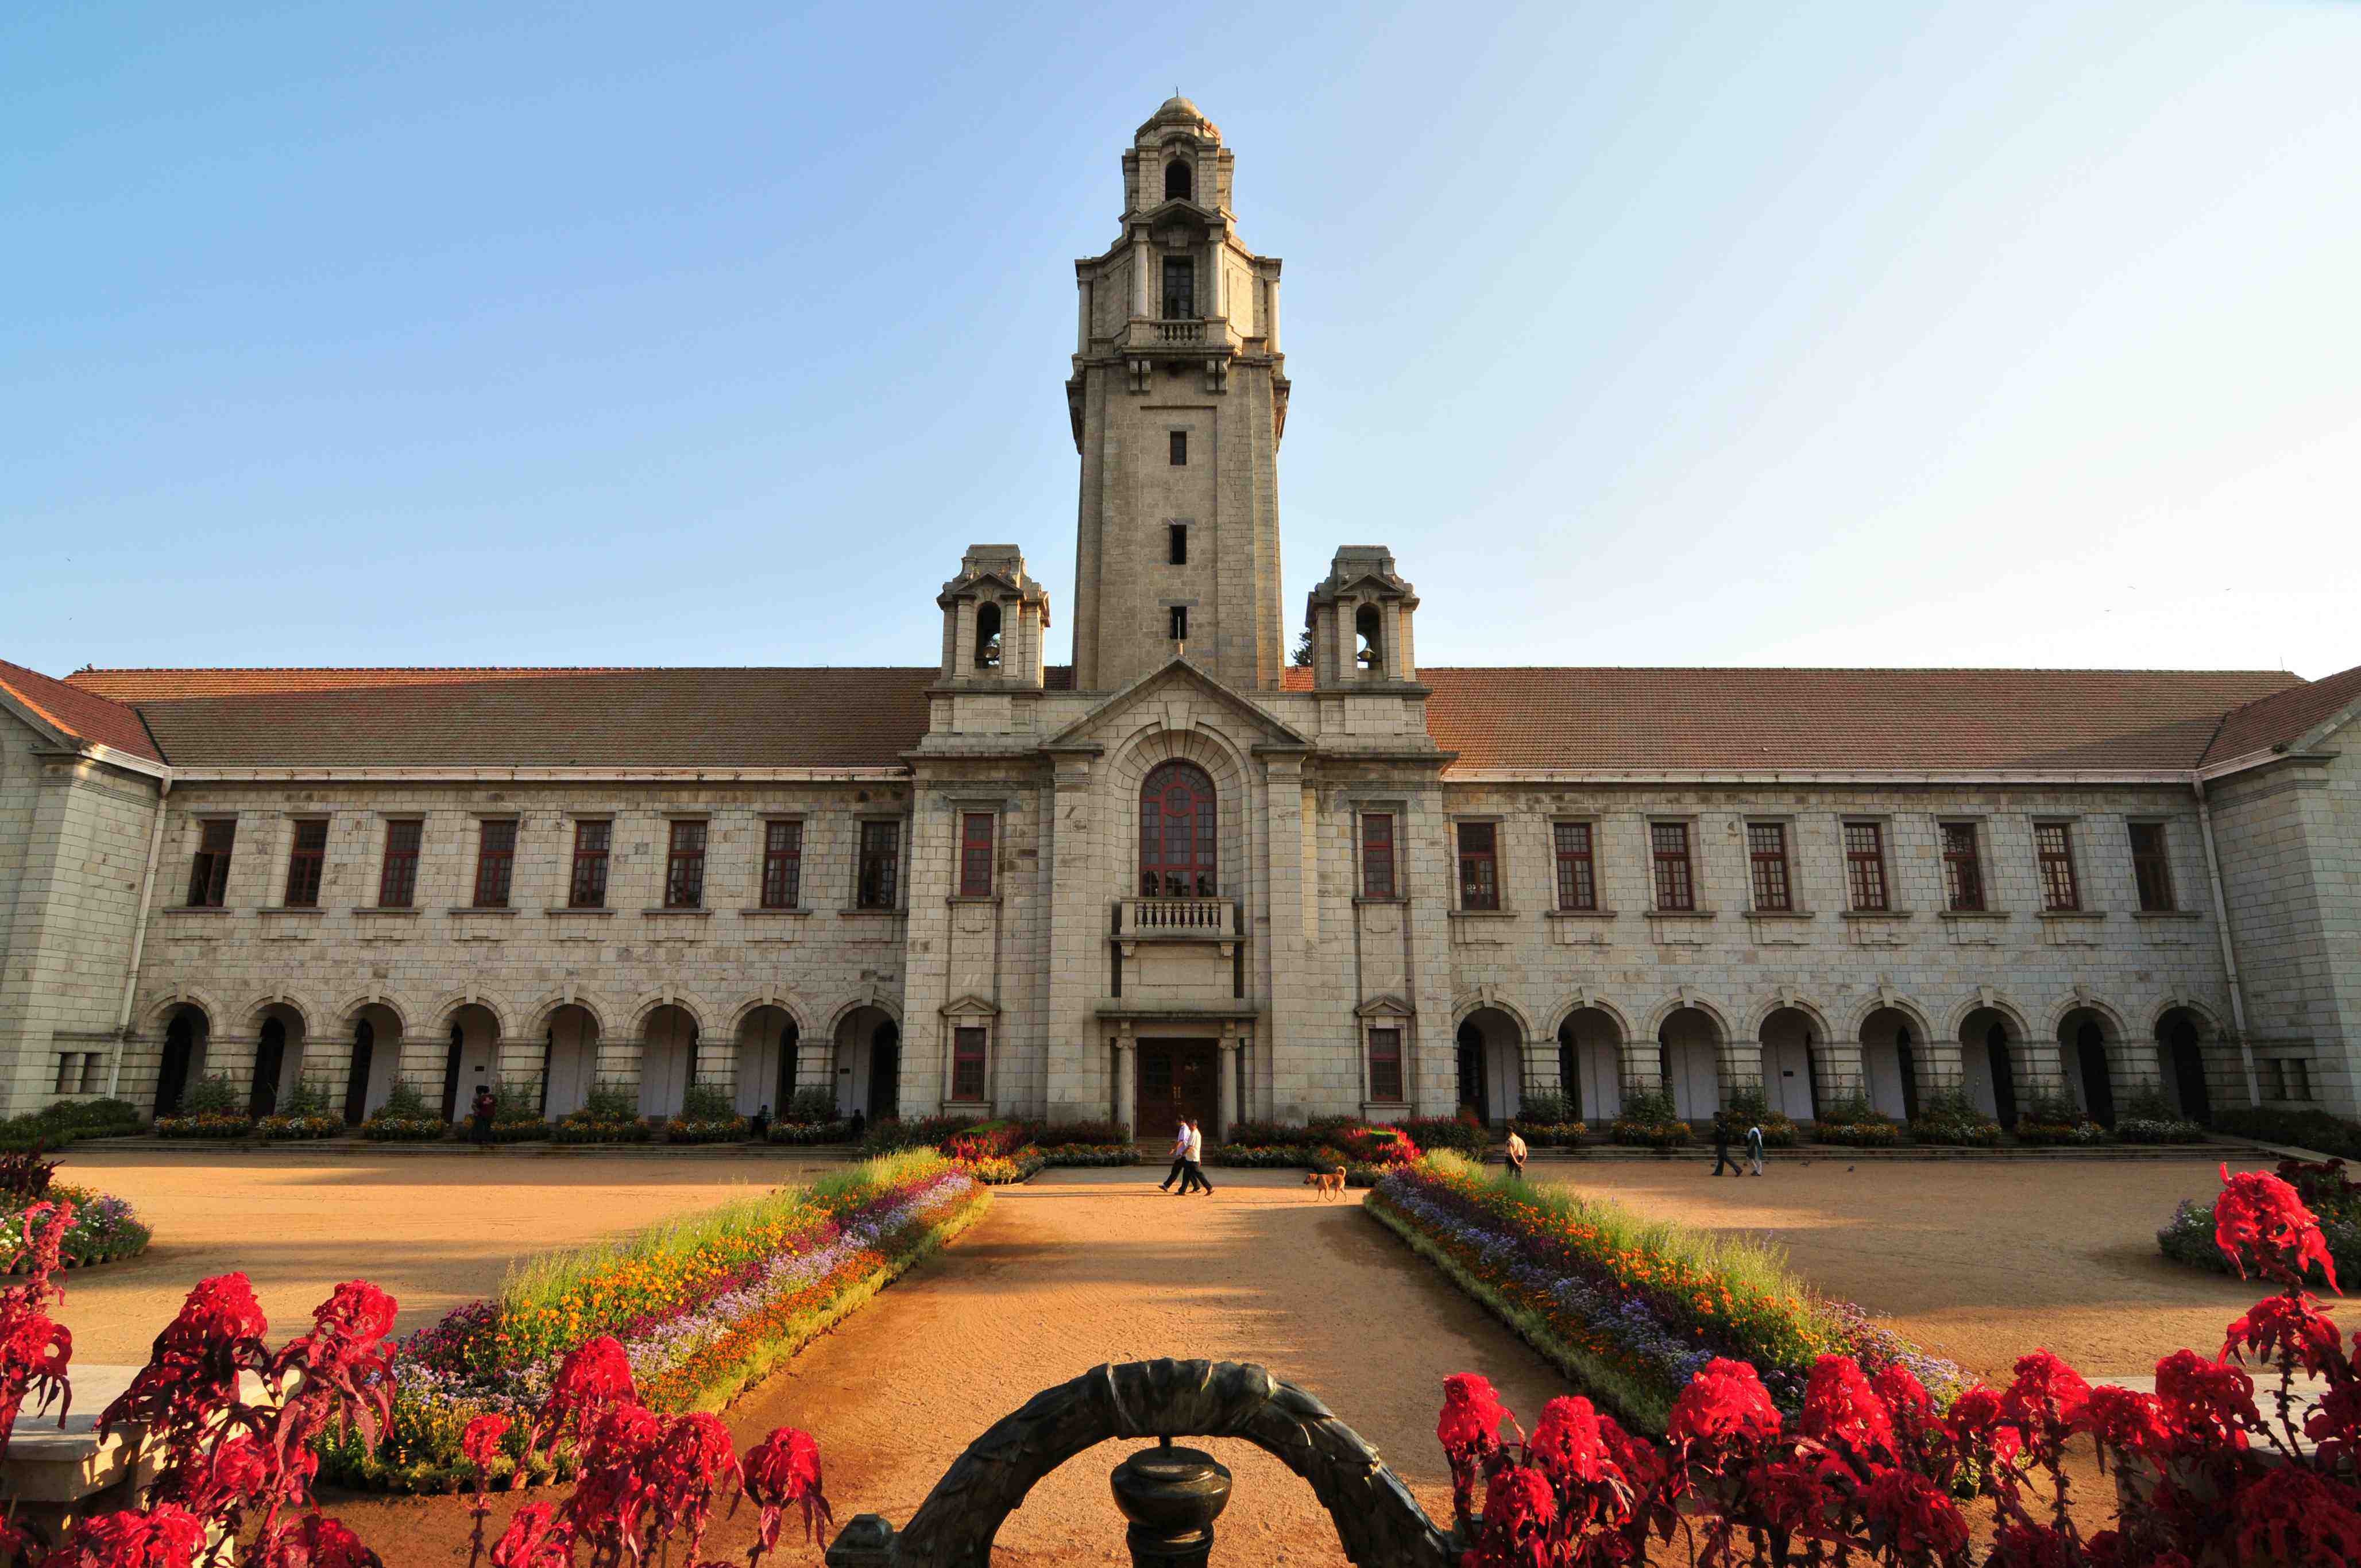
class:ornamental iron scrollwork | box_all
[822,1358,1458,1568]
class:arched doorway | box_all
[249,1006,306,1118]
[1657,1007,1721,1122]
[2062,1009,2115,1126]
[1757,1008,1819,1121]
[154,1005,208,1116]
[1860,1008,1921,1123]
[1959,1008,2019,1127]
[442,1004,500,1122]
[343,1019,373,1124]
[735,1006,799,1117]
[638,1005,697,1120]
[834,1006,901,1120]
[2159,1009,2211,1126]
[1556,1008,1622,1123]
[542,1005,599,1118]
[1455,1009,1521,1124]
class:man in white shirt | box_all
[1180,1117,1214,1194]
[1158,1120,1193,1192]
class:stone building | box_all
[3,97,2357,1139]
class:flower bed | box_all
[961,1151,1045,1184]
[362,1116,449,1142]
[1366,1152,1962,1432]
[663,1116,749,1144]
[254,1113,345,1140]
[153,1113,255,1139]
[1038,1143,1138,1167]
[2161,1155,2361,1284]
[547,1115,653,1144]
[767,1119,852,1145]
[1506,1120,1587,1148]
[1811,1118,1902,1148]
[2012,1118,2112,1147]
[316,1150,986,1492]
[2,1182,150,1268]
[2115,1114,2208,1144]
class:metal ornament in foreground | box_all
[823,1357,1456,1568]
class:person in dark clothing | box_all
[1710,1113,1739,1176]
[470,1085,497,1147]
[848,1108,867,1141]
[751,1104,771,1142]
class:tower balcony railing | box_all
[1112,894,1241,939]
[1118,317,1243,357]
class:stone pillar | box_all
[498,1035,546,1102]
[1266,275,1281,351]
[1216,1037,1240,1142]
[1131,233,1152,318]
[207,1033,257,1104]
[396,1033,444,1100]
[1721,1039,1765,1106]
[694,1029,735,1099]
[2017,1037,2069,1103]
[1920,1037,1967,1099]
[597,1034,643,1102]
[1114,1037,1138,1139]
[1814,1037,1868,1107]
[1621,1036,1664,1101]
[316,1036,358,1118]
[799,1032,833,1116]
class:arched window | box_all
[1354,603,1382,670]
[1139,761,1216,897]
[1164,160,1192,201]
[975,602,1002,669]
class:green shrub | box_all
[1813,1090,1877,1127]
[488,1081,543,1124]
[1222,1120,1320,1148]
[768,1119,852,1145]
[582,1079,640,1122]
[1908,1087,2004,1147]
[857,1115,978,1157]
[1817,1120,1901,1148]
[186,1074,241,1117]
[280,1077,336,1119]
[1518,1090,1575,1125]
[786,1087,840,1123]
[1509,1120,1587,1147]
[380,1078,432,1121]
[1031,1120,1129,1146]
[680,1082,736,1122]
[1617,1089,1680,1126]
[2215,1106,2361,1159]
[1397,1116,1487,1156]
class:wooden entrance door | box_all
[1137,1039,1218,1140]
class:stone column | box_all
[396,1033,445,1099]
[694,1029,736,1101]
[1216,1037,1240,1142]
[498,1035,546,1104]
[1266,274,1281,351]
[1132,233,1152,318]
[597,1034,643,1105]
[1621,1036,1664,1101]
[1920,1037,1967,1100]
[799,1031,833,1117]
[207,1033,257,1105]
[2017,1037,2069,1104]
[1113,1037,1138,1139]
[1722,1038,1765,1105]
[1814,1037,1868,1107]
[316,1037,358,1119]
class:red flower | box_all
[2307,1380,2361,1459]
[2078,1384,2170,1459]
[167,1274,270,1348]
[1528,1395,1618,1488]
[1943,1383,2020,1466]
[1464,1465,1555,1568]
[643,1411,739,1556]
[256,1515,379,1568]
[2223,1290,2345,1378]
[2231,1465,2361,1565]
[2000,1349,2089,1457]
[463,1413,512,1486]
[1749,1453,1841,1536]
[1864,1465,1968,1557]
[306,1281,396,1347]
[1436,1373,1509,1458]
[2153,1348,2256,1450]
[1986,1519,2074,1568]
[1667,1358,1782,1462]
[742,1426,832,1550]
[1800,1354,1896,1456]
[536,1337,636,1454]
[2215,1163,2340,1288]
[488,1503,575,1568]
[45,1504,208,1568]
[1871,1363,1933,1424]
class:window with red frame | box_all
[1747,823,1791,911]
[1651,822,1694,911]
[186,818,236,907]
[664,820,707,909]
[1844,822,1889,911]
[1367,1028,1404,1102]
[760,820,803,909]
[2035,822,2081,911]
[856,820,901,909]
[952,1027,988,1101]
[1456,822,1499,910]
[473,819,517,908]
[2130,822,2175,912]
[1552,821,1596,911]
[377,819,420,908]
[1361,812,1396,899]
[1139,761,1215,897]
[283,819,327,908]
[1941,822,1985,911]
[959,812,995,897]
[568,820,610,909]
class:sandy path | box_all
[52,1148,846,1360]
[1529,1153,2344,1377]
[334,1168,1570,1567]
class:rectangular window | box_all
[1940,822,1985,912]
[959,812,996,897]
[2130,822,2176,912]
[1169,431,1188,466]
[2035,822,2080,911]
[2286,1058,2313,1102]
[567,820,610,909]
[473,819,517,909]
[1168,522,1188,564]
[1367,1028,1404,1103]
[187,818,235,907]
[1161,254,1195,318]
[664,820,707,909]
[377,819,421,908]
[283,819,327,908]
[856,820,901,909]
[1552,821,1597,911]
[1651,822,1694,911]
[80,1052,102,1094]
[1456,821,1499,911]
[55,1053,80,1095]
[1361,812,1396,899]
[1168,605,1189,642]
[760,820,803,909]
[952,1027,988,1101]
[1844,822,1889,911]
[1746,823,1791,911]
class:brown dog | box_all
[1305,1167,1346,1199]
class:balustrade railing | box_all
[1115,896,1235,935]
[1156,319,1205,343]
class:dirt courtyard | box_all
[52,1147,845,1360]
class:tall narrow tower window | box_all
[1168,524,1188,565]
[1161,255,1195,319]
[1169,430,1187,466]
[1354,603,1382,671]
[974,602,1002,669]
[1164,160,1192,201]
[1168,605,1189,642]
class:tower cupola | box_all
[937,545,1049,688]
[1304,546,1419,687]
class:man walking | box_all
[1159,1119,1193,1193]
[1710,1113,1740,1177]
[1180,1116,1214,1194]
[1504,1126,1528,1182]
[1746,1118,1766,1176]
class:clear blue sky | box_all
[6,1,2356,680]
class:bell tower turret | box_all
[937,544,1049,689]
[1066,98,1288,693]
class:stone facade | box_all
[2,98,2355,1134]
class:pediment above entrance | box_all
[1040,658,1311,755]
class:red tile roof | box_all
[44,661,2330,776]
[2201,662,2361,767]
[0,659,163,762]
[1418,667,2302,773]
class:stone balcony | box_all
[1118,317,1245,357]
[1114,896,1240,943]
